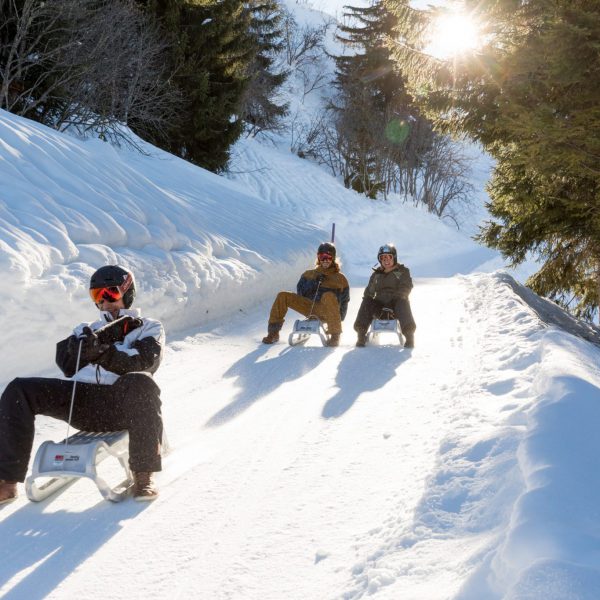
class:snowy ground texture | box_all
[1,103,600,600]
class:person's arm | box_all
[297,271,319,299]
[363,273,377,299]
[56,328,98,377]
[339,286,350,321]
[394,268,414,299]
[93,319,164,375]
[56,335,83,377]
[93,336,163,375]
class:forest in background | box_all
[2,0,599,319]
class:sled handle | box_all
[65,338,84,447]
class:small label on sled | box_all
[53,452,81,466]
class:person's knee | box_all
[1,378,29,405]
[114,373,160,400]
[3,378,22,397]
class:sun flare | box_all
[427,12,481,59]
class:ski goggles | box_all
[89,286,122,303]
[318,253,333,261]
[89,273,133,304]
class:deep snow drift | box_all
[1,107,600,600]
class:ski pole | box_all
[65,338,84,448]
[331,223,335,243]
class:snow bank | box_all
[0,110,323,382]
[0,109,497,383]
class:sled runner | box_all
[367,308,404,346]
[288,317,329,346]
[25,430,132,503]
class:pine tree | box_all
[331,0,430,199]
[387,0,600,318]
[141,0,256,171]
[183,0,256,170]
[241,0,289,136]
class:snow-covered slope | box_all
[0,111,319,382]
[0,109,494,383]
[2,272,600,600]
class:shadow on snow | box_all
[204,344,327,427]
[322,346,411,419]
[0,492,149,599]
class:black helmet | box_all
[317,242,336,260]
[89,265,136,308]
[377,243,397,265]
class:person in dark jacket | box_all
[0,265,165,505]
[262,242,350,347]
[354,243,416,348]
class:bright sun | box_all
[426,12,481,59]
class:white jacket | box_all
[69,308,165,385]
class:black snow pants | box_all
[0,372,163,482]
[353,296,416,336]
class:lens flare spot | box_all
[385,119,410,145]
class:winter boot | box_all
[132,472,158,501]
[0,480,18,505]
[327,333,340,347]
[355,330,367,347]
[262,322,282,344]
[404,332,415,349]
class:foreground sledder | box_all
[354,244,416,349]
[0,265,165,505]
[262,242,350,347]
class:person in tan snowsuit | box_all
[262,242,350,347]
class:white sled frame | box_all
[25,430,132,503]
[288,317,329,346]
[367,309,404,346]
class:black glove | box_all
[316,274,326,284]
[79,327,110,363]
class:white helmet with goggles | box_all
[377,243,397,265]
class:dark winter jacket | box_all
[297,263,350,320]
[364,263,413,305]
[56,308,165,385]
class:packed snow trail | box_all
[0,276,545,599]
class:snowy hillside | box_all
[0,109,496,383]
[1,76,600,600]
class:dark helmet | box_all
[317,242,336,260]
[89,265,136,308]
[377,243,397,265]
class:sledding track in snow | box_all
[0,275,571,599]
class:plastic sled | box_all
[25,430,132,503]
[367,308,404,346]
[288,317,329,346]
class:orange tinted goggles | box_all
[89,286,123,304]
[89,272,133,304]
